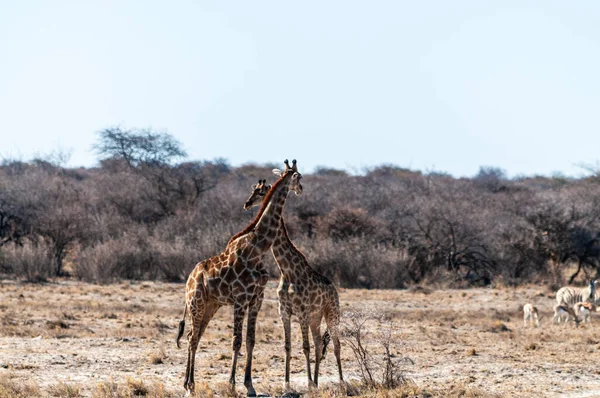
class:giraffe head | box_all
[243,179,271,210]
[273,159,303,195]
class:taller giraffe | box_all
[176,160,303,396]
[244,179,343,391]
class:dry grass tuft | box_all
[47,381,81,397]
[304,380,426,398]
[489,320,510,333]
[147,347,167,365]
[465,348,478,356]
[215,353,231,361]
[408,286,433,295]
[126,377,149,396]
[0,373,41,398]
[524,342,538,351]
[194,382,215,398]
[92,380,121,398]
[92,378,174,398]
[212,382,237,397]
[46,320,70,329]
[429,382,504,397]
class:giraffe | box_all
[244,179,343,391]
[176,160,303,396]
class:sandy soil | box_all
[1,280,600,397]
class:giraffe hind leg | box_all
[244,294,264,397]
[183,280,210,394]
[183,302,219,394]
[324,311,344,383]
[184,309,203,393]
[310,316,323,387]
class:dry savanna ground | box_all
[1,280,600,397]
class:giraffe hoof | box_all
[246,387,257,397]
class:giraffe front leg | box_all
[229,304,247,394]
[300,319,315,389]
[243,294,264,397]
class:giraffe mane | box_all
[228,171,293,244]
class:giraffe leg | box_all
[185,303,219,394]
[184,305,204,394]
[243,293,264,397]
[310,316,323,387]
[183,301,218,394]
[324,318,343,383]
[229,303,247,393]
[280,308,292,392]
[300,318,315,389]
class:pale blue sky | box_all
[1,1,600,177]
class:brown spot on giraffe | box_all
[176,161,303,396]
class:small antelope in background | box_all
[523,303,540,328]
[553,303,581,326]
[573,301,597,323]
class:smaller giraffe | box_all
[244,179,343,391]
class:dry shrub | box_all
[0,240,53,282]
[342,309,413,390]
[308,238,410,289]
[317,207,380,241]
[75,232,198,282]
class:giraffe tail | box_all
[321,328,331,358]
[176,303,187,349]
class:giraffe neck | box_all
[253,176,292,248]
[271,217,311,279]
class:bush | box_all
[317,207,381,241]
[0,240,54,282]
[342,309,413,390]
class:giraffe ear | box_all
[272,169,283,177]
